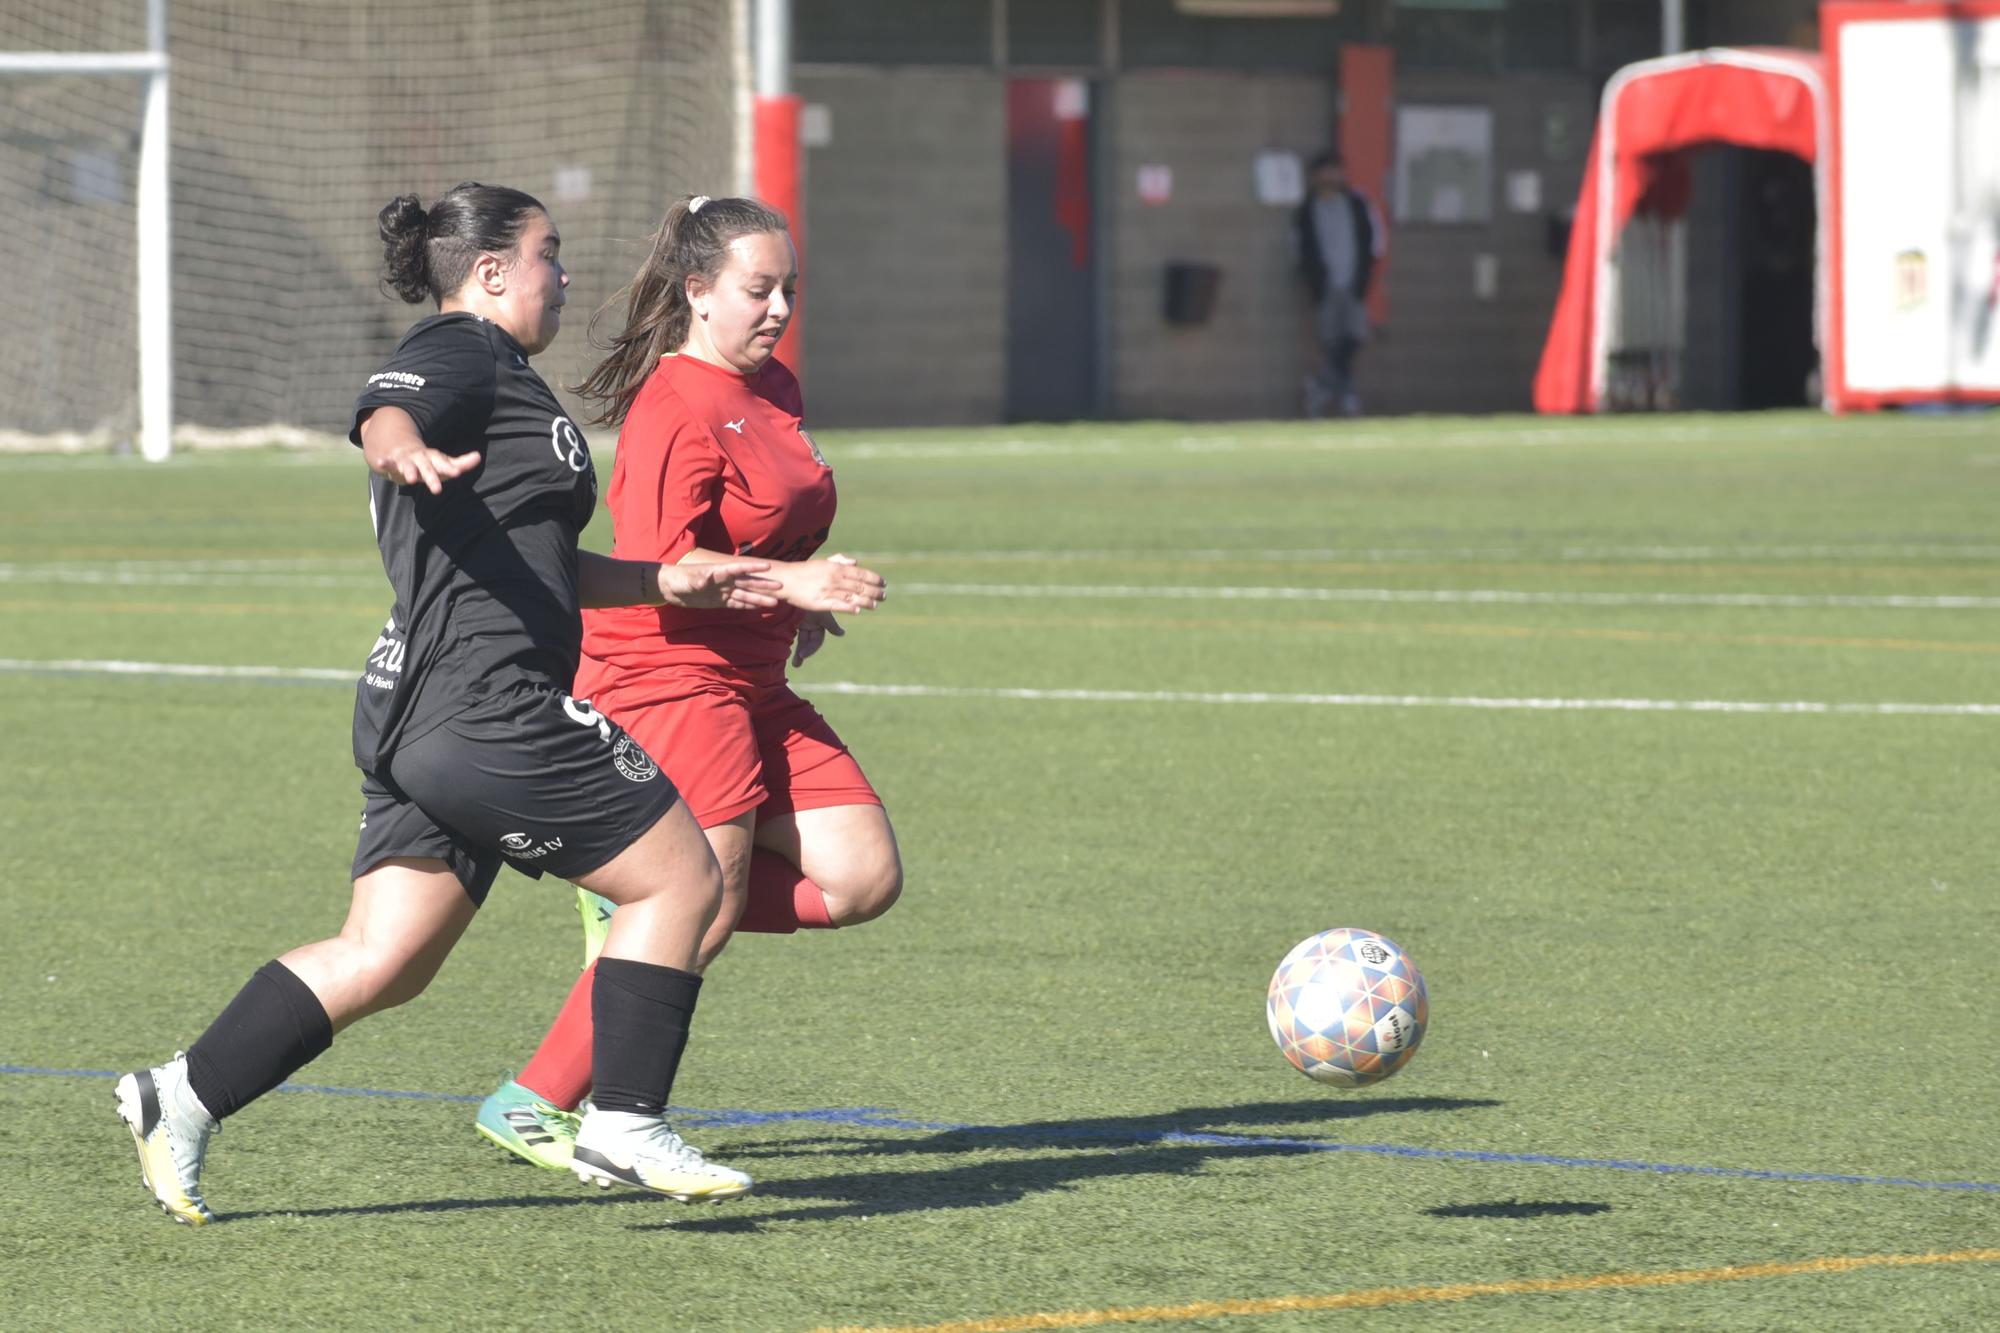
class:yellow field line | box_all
[820,1248,2000,1333]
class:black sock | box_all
[184,960,334,1120]
[589,957,701,1116]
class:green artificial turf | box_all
[1,412,1995,1329]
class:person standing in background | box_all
[1296,150,1384,418]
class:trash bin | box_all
[1163,262,1221,326]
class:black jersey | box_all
[347,312,598,772]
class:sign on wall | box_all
[1394,104,1493,224]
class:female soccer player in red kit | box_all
[477,195,901,1165]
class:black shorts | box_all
[351,681,680,905]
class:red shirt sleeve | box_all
[609,394,726,566]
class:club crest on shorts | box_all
[611,734,659,783]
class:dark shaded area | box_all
[212,1097,1503,1229]
[1425,1199,1612,1219]
[646,1097,1502,1233]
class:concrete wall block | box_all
[797,70,1007,427]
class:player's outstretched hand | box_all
[660,559,782,610]
[791,610,844,668]
[372,444,482,494]
[784,553,886,614]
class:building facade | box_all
[792,0,1822,425]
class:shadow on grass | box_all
[221,1188,663,1223]
[716,1095,1499,1160]
[642,1096,1501,1234]
[1425,1200,1612,1219]
[217,1097,1500,1228]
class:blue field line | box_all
[18,1063,1994,1194]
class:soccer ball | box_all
[1266,928,1428,1087]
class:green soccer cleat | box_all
[475,1079,581,1170]
[114,1052,219,1226]
[577,886,616,966]
[570,1109,752,1202]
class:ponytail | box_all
[574,193,790,426]
[377,194,433,304]
[376,182,546,307]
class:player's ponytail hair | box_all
[573,193,791,426]
[377,181,547,306]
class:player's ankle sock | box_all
[589,957,700,1115]
[515,962,596,1108]
[184,960,333,1120]
[733,849,835,933]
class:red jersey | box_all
[581,353,836,676]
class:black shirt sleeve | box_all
[348,316,498,453]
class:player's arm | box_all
[609,400,876,612]
[576,549,780,611]
[356,406,482,494]
[676,547,886,613]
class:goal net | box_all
[0,0,743,454]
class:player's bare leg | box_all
[278,858,480,1030]
[756,803,903,927]
[692,812,757,967]
[117,858,474,1224]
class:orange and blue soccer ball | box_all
[1266,927,1428,1087]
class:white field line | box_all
[0,562,379,589]
[826,418,1997,461]
[872,543,2000,564]
[5,561,1996,610]
[4,414,1992,466]
[3,657,1997,717]
[894,582,2000,611]
[0,658,354,682]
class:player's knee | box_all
[833,853,903,926]
[344,946,443,1015]
[689,854,727,913]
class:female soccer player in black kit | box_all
[113,182,779,1224]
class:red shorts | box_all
[574,663,879,829]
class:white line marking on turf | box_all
[4,658,1996,717]
[801,682,2000,716]
[0,562,378,589]
[893,582,2000,611]
[0,658,354,682]
[874,544,2000,564]
[825,418,1997,461]
[13,566,1995,608]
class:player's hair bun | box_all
[378,193,433,304]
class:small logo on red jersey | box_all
[799,426,827,467]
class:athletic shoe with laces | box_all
[576,887,616,966]
[475,1079,580,1170]
[114,1052,219,1226]
[570,1109,752,1202]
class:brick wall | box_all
[1363,71,1597,415]
[795,62,1593,425]
[795,69,1008,428]
[1104,73,1335,420]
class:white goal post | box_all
[0,0,171,460]
[1,1,745,460]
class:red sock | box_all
[515,962,595,1110]
[734,849,836,933]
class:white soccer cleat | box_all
[569,1109,752,1203]
[114,1053,219,1226]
